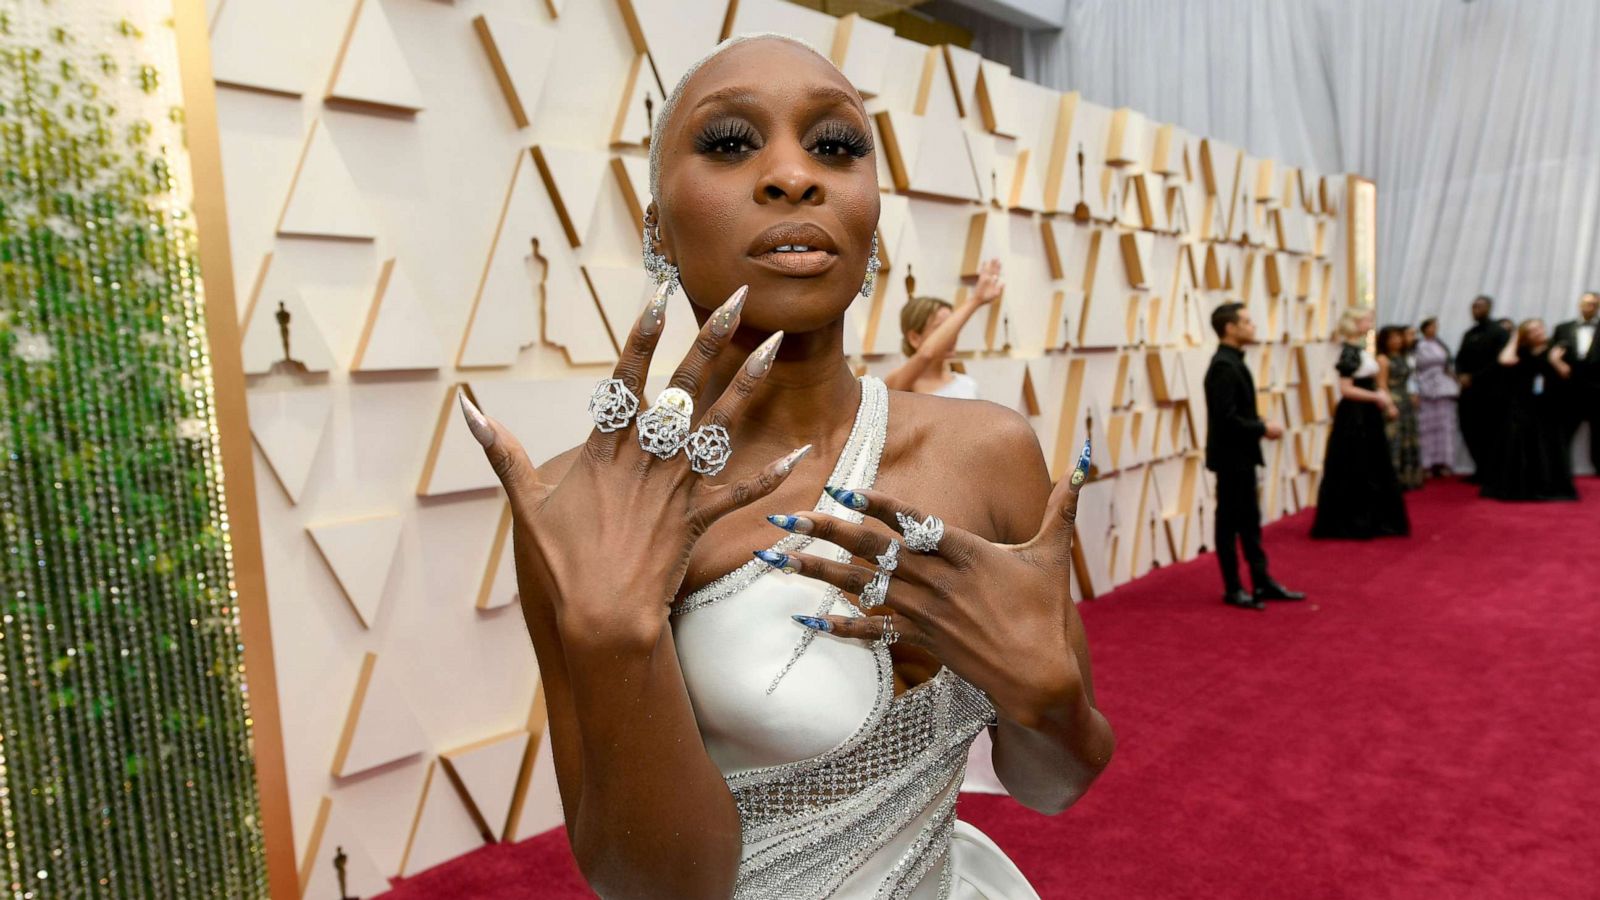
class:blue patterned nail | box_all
[1071,438,1092,487]
[767,514,803,532]
[754,549,797,574]
[824,486,868,511]
[792,614,832,632]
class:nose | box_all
[754,141,824,206]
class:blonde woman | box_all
[883,258,1003,397]
[1311,307,1410,538]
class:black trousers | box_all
[1213,465,1269,593]
[1459,386,1498,477]
[1566,389,1600,475]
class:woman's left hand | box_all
[761,444,1093,728]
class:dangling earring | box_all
[859,232,881,298]
[642,211,680,295]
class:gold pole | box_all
[169,1,299,896]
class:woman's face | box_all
[1525,321,1547,345]
[1422,321,1437,339]
[652,39,880,335]
[1358,312,1374,335]
[1382,332,1403,355]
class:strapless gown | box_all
[671,377,1039,899]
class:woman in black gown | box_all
[1480,319,1576,501]
[1313,308,1411,539]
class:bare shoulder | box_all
[884,390,1050,542]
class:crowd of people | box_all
[1362,292,1598,504]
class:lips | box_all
[748,222,840,277]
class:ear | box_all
[907,328,924,351]
[644,200,675,267]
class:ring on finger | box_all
[637,387,693,459]
[875,539,900,575]
[861,568,890,607]
[588,378,639,433]
[878,615,900,647]
[687,424,733,476]
[897,513,945,554]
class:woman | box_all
[1480,319,1575,501]
[455,35,1111,899]
[885,259,1003,397]
[1413,317,1458,477]
[1312,308,1410,539]
[1377,325,1423,489]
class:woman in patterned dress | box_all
[1379,326,1424,489]
[1414,317,1459,477]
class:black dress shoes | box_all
[1255,581,1306,602]
[1223,590,1266,611]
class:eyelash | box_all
[692,120,873,160]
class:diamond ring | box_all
[686,423,733,476]
[588,378,638,433]
[636,387,693,459]
[897,513,945,554]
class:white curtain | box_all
[945,0,1600,347]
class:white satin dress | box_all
[671,378,1039,899]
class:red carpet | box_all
[382,479,1600,899]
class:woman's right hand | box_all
[459,284,807,650]
[972,257,1004,306]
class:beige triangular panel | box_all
[626,0,728,93]
[307,513,402,628]
[611,155,650,226]
[830,13,894,99]
[325,0,425,115]
[351,259,445,371]
[507,730,563,842]
[910,116,981,202]
[331,652,429,779]
[473,12,558,130]
[583,264,653,350]
[532,145,610,248]
[873,110,922,193]
[297,797,389,900]
[416,385,499,498]
[398,759,486,877]
[943,45,983,121]
[247,387,332,505]
[240,254,338,374]
[962,357,1031,415]
[456,156,545,368]
[277,120,378,240]
[610,54,656,148]
[975,60,1017,137]
[459,152,616,368]
[440,731,530,841]
[210,0,322,96]
[471,377,596,467]
[476,503,519,611]
[543,0,568,16]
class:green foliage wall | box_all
[0,2,266,897]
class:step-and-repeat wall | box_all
[204,0,1363,891]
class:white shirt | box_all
[1577,318,1596,359]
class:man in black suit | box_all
[1553,291,1600,474]
[1203,303,1304,611]
[1456,295,1510,481]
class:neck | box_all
[1220,336,1246,350]
[697,317,861,448]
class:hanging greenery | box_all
[0,2,266,897]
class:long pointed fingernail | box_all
[767,514,814,534]
[1071,438,1091,487]
[825,486,868,511]
[710,285,749,337]
[792,614,832,633]
[746,330,785,377]
[639,282,671,336]
[755,549,797,574]
[458,389,495,448]
[777,444,812,475]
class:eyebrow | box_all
[691,84,861,113]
